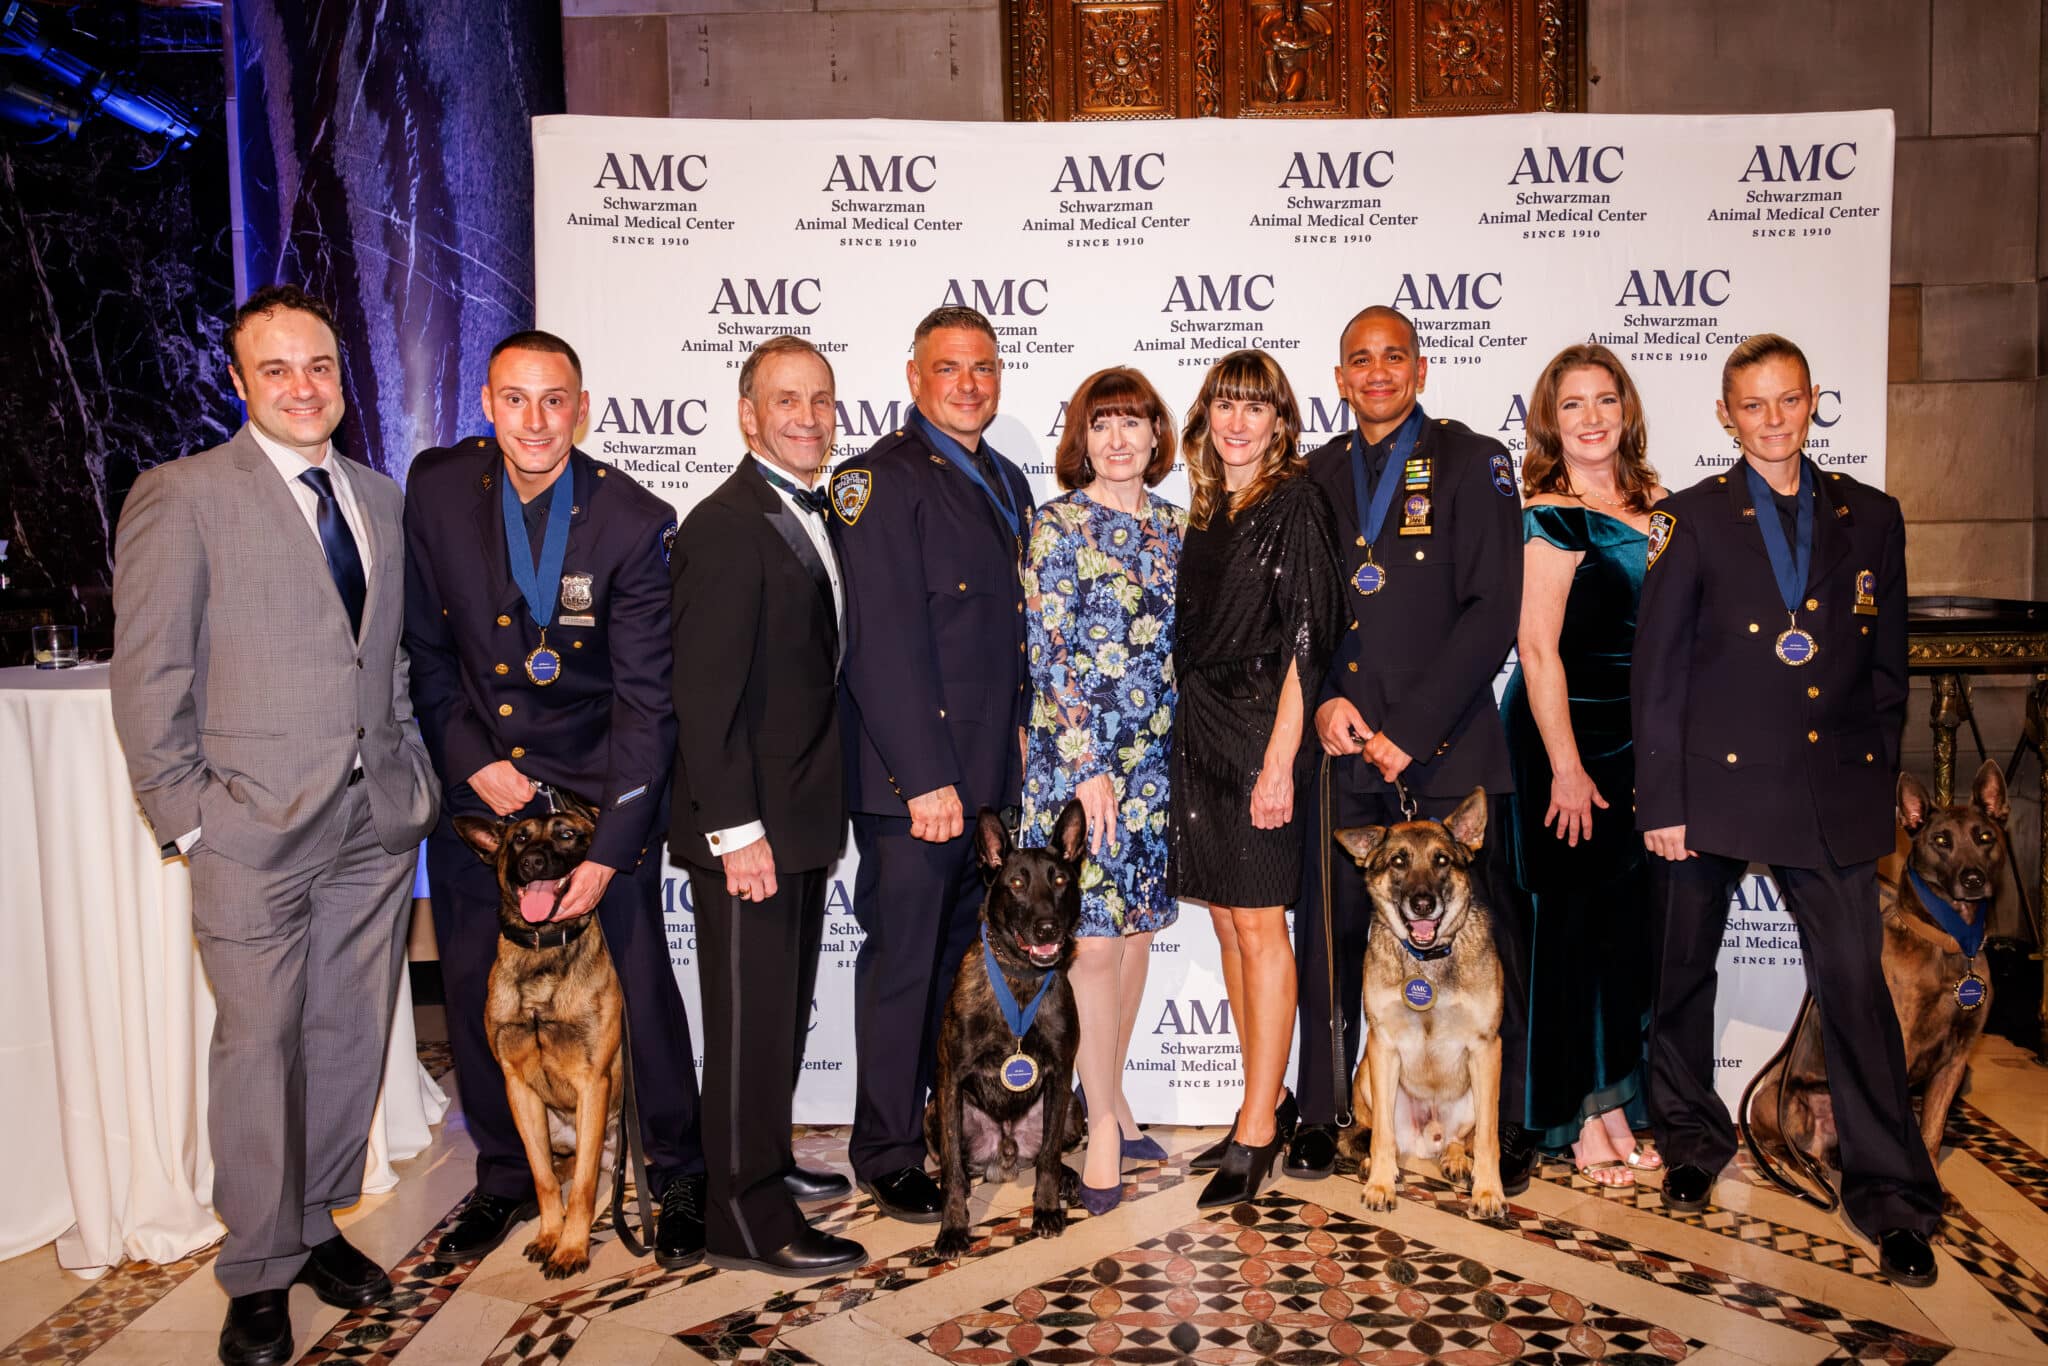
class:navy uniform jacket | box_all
[1631,461,1906,869]
[831,421,1034,817]
[403,439,678,873]
[1305,413,1522,800]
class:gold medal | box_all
[999,1051,1039,1091]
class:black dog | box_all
[924,802,1086,1257]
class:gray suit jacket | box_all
[111,425,439,870]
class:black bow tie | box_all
[760,463,828,516]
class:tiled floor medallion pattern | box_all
[1946,1104,2048,1213]
[0,1250,217,1366]
[915,1193,1701,1365]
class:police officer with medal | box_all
[1285,305,1535,1190]
[403,330,707,1269]
[830,306,1034,1222]
[1632,333,1941,1286]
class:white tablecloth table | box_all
[0,664,447,1275]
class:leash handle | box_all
[1320,753,1356,1130]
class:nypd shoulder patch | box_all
[832,469,873,527]
[1489,452,1515,497]
[1646,510,1676,568]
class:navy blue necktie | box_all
[298,466,366,637]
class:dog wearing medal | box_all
[453,790,626,1279]
[1745,761,2008,1200]
[925,802,1086,1258]
[1333,788,1508,1220]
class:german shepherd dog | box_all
[1745,760,2007,1193]
[455,792,624,1279]
[925,803,1086,1258]
[1335,789,1508,1220]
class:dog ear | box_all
[1972,759,2010,825]
[1051,799,1088,864]
[453,815,505,862]
[554,786,601,825]
[1333,826,1386,866]
[1444,787,1488,852]
[974,807,1011,871]
[1896,771,1934,833]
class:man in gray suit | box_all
[111,285,439,1366]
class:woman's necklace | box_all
[1571,484,1627,511]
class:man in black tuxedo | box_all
[670,336,867,1276]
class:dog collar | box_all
[1398,935,1454,962]
[501,917,593,950]
[1906,867,1987,959]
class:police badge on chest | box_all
[559,572,596,626]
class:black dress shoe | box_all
[1283,1123,1339,1180]
[438,1193,540,1262]
[707,1226,869,1278]
[1876,1228,1938,1287]
[857,1165,944,1223]
[1498,1121,1536,1198]
[218,1288,291,1366]
[784,1165,853,1206]
[1190,1122,1237,1171]
[1197,1134,1283,1209]
[1274,1090,1301,1148]
[293,1233,391,1309]
[1660,1162,1714,1214]
[656,1174,707,1269]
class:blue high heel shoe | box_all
[1076,1080,1168,1163]
[1079,1180,1123,1215]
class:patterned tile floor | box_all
[6,1031,2048,1364]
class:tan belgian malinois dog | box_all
[1335,788,1507,1219]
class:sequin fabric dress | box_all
[1021,489,1184,936]
[1169,475,1345,907]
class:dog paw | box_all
[542,1246,590,1280]
[1032,1205,1068,1239]
[522,1234,558,1265]
[1058,1166,1081,1206]
[1361,1179,1398,1212]
[933,1226,973,1260]
[1441,1147,1473,1185]
[1468,1186,1508,1222]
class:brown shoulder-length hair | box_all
[1182,349,1305,530]
[1521,343,1658,513]
[1054,367,1176,490]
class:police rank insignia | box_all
[1489,452,1515,497]
[1646,510,1676,568]
[1854,568,1878,615]
[831,469,872,526]
[559,572,594,613]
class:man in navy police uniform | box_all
[1632,333,1942,1287]
[403,330,707,1269]
[829,305,1033,1222]
[1286,305,1535,1189]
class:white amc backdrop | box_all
[532,109,1894,1125]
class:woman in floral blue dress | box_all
[1021,366,1183,1215]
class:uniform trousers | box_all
[1292,776,1529,1128]
[688,864,828,1257]
[1649,851,1942,1234]
[848,813,987,1181]
[188,778,415,1295]
[426,827,704,1200]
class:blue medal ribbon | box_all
[502,469,575,630]
[911,410,1021,543]
[1907,866,1988,959]
[1350,406,1426,555]
[981,927,1057,1040]
[1744,458,1815,617]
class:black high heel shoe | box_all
[1197,1132,1283,1208]
[1190,1121,1237,1171]
[1192,1091,1296,1171]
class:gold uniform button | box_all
[1348,662,1359,673]
[1865,752,1875,762]
[1414,550,1425,561]
[573,640,583,649]
[1805,598,1819,611]
[1748,623,1760,633]
[958,582,967,591]
[510,746,526,759]
[1806,686,1820,699]
[596,468,607,477]
[1019,643,1026,653]
[1860,625,1870,635]
[1017,603,1023,613]
[495,663,510,676]
[497,614,512,627]
[938,708,947,718]
[1725,752,1738,763]
[1807,730,1819,743]
[498,703,513,717]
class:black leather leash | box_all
[1738,990,1839,1213]
[610,1002,661,1255]
[1320,754,1356,1130]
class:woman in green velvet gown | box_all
[1499,345,1668,1187]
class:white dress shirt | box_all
[176,426,370,853]
[703,456,844,860]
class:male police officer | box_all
[1633,333,1941,1286]
[1287,305,1534,1189]
[403,330,707,1269]
[831,306,1033,1221]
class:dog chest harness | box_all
[1906,866,1989,1010]
[982,928,1058,1091]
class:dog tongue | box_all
[1410,918,1438,946]
[519,882,557,924]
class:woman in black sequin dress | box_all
[1170,349,1345,1207]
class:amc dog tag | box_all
[1955,973,1987,1011]
[1402,977,1434,1011]
[1000,1052,1039,1091]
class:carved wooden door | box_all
[1004,0,1582,121]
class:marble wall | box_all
[0,12,236,649]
